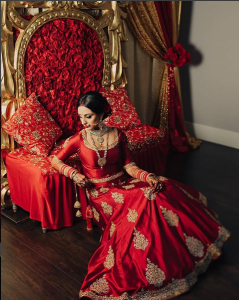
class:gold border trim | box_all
[79,227,230,299]
[88,171,124,184]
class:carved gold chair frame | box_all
[1,0,129,206]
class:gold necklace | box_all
[90,124,108,146]
[89,130,109,168]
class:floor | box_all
[1,141,239,300]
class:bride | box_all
[51,91,230,300]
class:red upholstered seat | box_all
[4,18,168,230]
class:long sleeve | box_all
[55,133,81,162]
[119,130,135,168]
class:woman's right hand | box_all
[73,173,90,188]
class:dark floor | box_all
[1,141,239,300]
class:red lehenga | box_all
[56,128,230,300]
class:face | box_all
[78,105,101,130]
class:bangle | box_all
[136,169,151,183]
[71,171,78,180]
[59,164,77,179]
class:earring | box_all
[99,115,103,131]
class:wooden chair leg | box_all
[12,202,17,212]
[42,227,47,233]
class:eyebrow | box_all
[78,113,92,117]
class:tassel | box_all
[76,209,82,217]
[86,205,93,218]
[86,218,93,231]
[74,200,81,209]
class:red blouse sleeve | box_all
[55,133,81,162]
[119,130,135,168]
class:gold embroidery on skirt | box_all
[133,228,149,251]
[89,274,109,294]
[100,187,109,194]
[103,246,115,269]
[199,192,207,206]
[146,258,166,287]
[109,222,116,238]
[177,186,201,204]
[204,208,219,222]
[111,192,124,203]
[92,207,100,222]
[91,189,99,197]
[80,226,230,299]
[184,233,204,258]
[127,208,138,223]
[140,187,156,200]
[160,206,179,227]
[101,202,113,215]
[122,184,135,190]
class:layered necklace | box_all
[88,126,110,168]
[89,123,109,146]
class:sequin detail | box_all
[141,187,156,200]
[101,202,113,215]
[127,208,138,223]
[92,207,100,222]
[111,192,124,203]
[199,192,207,206]
[184,233,204,257]
[63,137,71,148]
[89,275,109,294]
[80,226,230,299]
[103,246,115,269]
[91,189,99,197]
[122,184,135,190]
[160,206,179,227]
[146,258,166,287]
[110,222,116,238]
[100,187,109,194]
[133,228,149,251]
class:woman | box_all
[52,91,230,300]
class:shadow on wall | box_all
[178,1,203,135]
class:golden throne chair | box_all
[1,1,167,232]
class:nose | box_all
[81,117,87,125]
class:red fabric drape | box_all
[155,1,189,152]
[155,1,173,47]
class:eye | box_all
[86,116,92,119]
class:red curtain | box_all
[155,1,189,152]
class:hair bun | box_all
[103,97,112,119]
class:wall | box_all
[179,1,239,149]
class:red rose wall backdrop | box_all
[23,18,104,137]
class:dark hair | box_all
[77,91,112,120]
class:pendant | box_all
[97,136,104,144]
[98,157,106,167]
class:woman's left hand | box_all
[147,175,163,193]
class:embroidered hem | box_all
[79,227,230,299]
[88,172,124,183]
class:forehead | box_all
[78,106,94,115]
